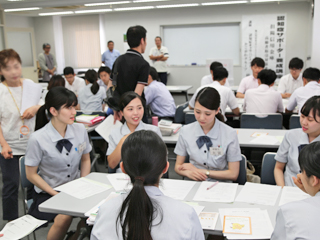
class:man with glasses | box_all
[277,57,304,98]
[38,43,57,82]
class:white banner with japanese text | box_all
[242,14,286,79]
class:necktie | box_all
[298,144,307,153]
[56,139,73,153]
[196,136,213,150]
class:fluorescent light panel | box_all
[133,0,168,2]
[85,1,130,6]
[251,0,284,2]
[202,1,248,5]
[75,9,113,13]
[156,3,199,8]
[4,7,40,12]
[114,6,154,11]
[39,11,74,16]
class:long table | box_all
[39,172,280,235]
[166,85,192,101]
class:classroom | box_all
[0,0,320,239]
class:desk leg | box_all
[184,91,189,101]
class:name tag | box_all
[209,147,223,156]
[78,142,86,154]
[19,133,30,141]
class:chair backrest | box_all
[289,115,301,129]
[174,102,188,123]
[260,152,277,185]
[185,112,197,124]
[19,156,33,189]
[240,113,283,129]
[234,154,247,185]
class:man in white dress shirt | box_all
[244,69,283,113]
[277,57,304,98]
[236,57,265,98]
[149,36,169,85]
[286,67,320,114]
[200,61,230,87]
[63,67,85,96]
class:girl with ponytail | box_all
[78,69,106,111]
[174,87,242,182]
[91,130,204,240]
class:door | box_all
[5,28,38,82]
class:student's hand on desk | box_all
[179,164,207,181]
[1,144,13,159]
[22,105,39,119]
[293,174,307,193]
[282,93,291,98]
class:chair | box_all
[260,152,277,185]
[289,115,301,129]
[174,102,188,124]
[240,113,283,129]
[185,112,196,124]
[234,154,247,185]
[19,156,37,240]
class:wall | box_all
[102,1,312,92]
[5,14,34,28]
[311,0,320,67]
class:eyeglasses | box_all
[290,68,301,72]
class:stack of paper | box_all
[0,215,47,240]
[235,182,281,206]
[107,173,132,192]
[54,178,112,199]
[76,114,105,126]
[199,212,219,230]
[193,182,238,203]
[219,208,274,239]
[159,179,196,200]
[279,186,310,206]
[250,135,281,145]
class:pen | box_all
[207,181,219,190]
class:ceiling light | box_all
[85,1,130,6]
[202,1,248,5]
[4,7,40,12]
[250,0,284,2]
[133,0,168,2]
[156,3,199,8]
[114,6,154,11]
[75,9,113,13]
[39,11,74,16]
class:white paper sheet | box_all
[199,212,219,230]
[159,179,196,200]
[183,202,205,216]
[249,135,280,145]
[235,182,281,206]
[95,115,123,142]
[0,215,47,240]
[20,80,42,115]
[193,182,238,203]
[54,178,112,199]
[107,173,132,192]
[219,208,274,239]
[279,186,311,206]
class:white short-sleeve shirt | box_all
[275,128,320,186]
[271,192,320,240]
[25,122,92,193]
[149,46,169,72]
[237,75,259,94]
[174,119,241,181]
[243,84,284,113]
[189,81,238,121]
[64,76,86,95]
[277,73,303,94]
[286,81,320,114]
[91,186,205,240]
[200,74,230,87]
[78,84,106,111]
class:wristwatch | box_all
[206,170,210,177]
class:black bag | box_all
[104,61,121,111]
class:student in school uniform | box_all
[25,87,92,240]
[92,130,205,240]
[274,96,320,187]
[97,66,111,91]
[144,67,176,120]
[200,61,230,87]
[277,57,304,98]
[41,74,65,100]
[189,67,240,122]
[0,49,42,221]
[271,141,320,239]
[236,57,265,98]
[286,67,320,114]
[78,69,106,111]
[175,87,241,181]
[107,91,162,172]
[243,69,284,113]
[63,66,85,96]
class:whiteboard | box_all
[163,23,240,66]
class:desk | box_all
[39,172,279,235]
[163,128,287,148]
[166,85,192,101]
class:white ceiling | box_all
[0,0,309,17]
